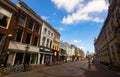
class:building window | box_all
[50,40,52,48]
[26,33,31,44]
[48,30,50,35]
[116,9,120,19]
[46,39,49,47]
[51,33,53,37]
[0,6,11,29]
[44,28,47,33]
[116,43,120,54]
[35,24,40,33]
[42,37,46,46]
[0,33,5,44]
[28,19,34,30]
[33,36,38,46]
[0,33,4,41]
[18,13,26,26]
[0,13,8,28]
[15,29,23,42]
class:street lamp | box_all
[25,44,30,52]
[24,44,30,64]
[87,51,91,69]
[23,44,29,72]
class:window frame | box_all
[15,29,23,42]
[0,6,12,29]
[26,32,32,44]
[33,36,38,46]
[28,19,34,30]
[35,24,40,33]
[18,13,26,27]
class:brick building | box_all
[0,0,17,66]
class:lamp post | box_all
[87,51,91,69]
[24,44,29,63]
[23,44,29,71]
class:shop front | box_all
[39,46,53,64]
[52,49,59,62]
[7,50,38,66]
[7,41,39,66]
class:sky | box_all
[12,0,109,54]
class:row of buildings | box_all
[94,0,120,67]
[0,0,85,66]
[60,42,85,62]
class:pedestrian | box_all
[88,57,91,69]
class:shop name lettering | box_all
[44,48,50,51]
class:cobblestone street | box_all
[4,61,120,77]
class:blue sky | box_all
[12,0,109,53]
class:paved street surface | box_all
[4,61,120,77]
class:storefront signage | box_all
[44,48,50,51]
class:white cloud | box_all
[61,0,108,24]
[57,27,64,31]
[73,40,82,43]
[51,0,84,13]
[41,16,48,20]
[83,0,108,13]
[92,17,104,23]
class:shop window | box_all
[31,54,37,64]
[28,19,34,30]
[33,36,38,46]
[15,29,23,42]
[26,33,31,44]
[18,13,26,26]
[14,53,24,64]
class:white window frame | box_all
[0,6,12,29]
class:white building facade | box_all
[39,21,54,64]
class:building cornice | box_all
[0,0,18,12]
[17,1,43,24]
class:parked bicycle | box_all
[10,63,24,72]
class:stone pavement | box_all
[2,61,120,77]
[80,63,120,77]
[43,61,87,76]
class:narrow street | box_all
[5,61,120,77]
